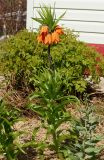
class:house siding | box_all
[26,0,104,44]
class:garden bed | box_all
[0,6,104,159]
[0,82,104,160]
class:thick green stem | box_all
[52,131,59,154]
[48,45,53,70]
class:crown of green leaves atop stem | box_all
[32,4,66,32]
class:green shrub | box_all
[0,30,43,89]
[50,30,102,94]
[0,29,104,94]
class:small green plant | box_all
[29,70,79,158]
[62,98,104,160]
[0,99,24,160]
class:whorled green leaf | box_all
[32,4,66,31]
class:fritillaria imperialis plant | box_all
[33,4,66,69]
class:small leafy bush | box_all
[0,30,43,89]
[51,30,104,94]
[0,29,104,94]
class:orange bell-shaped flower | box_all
[37,25,49,44]
[44,34,52,45]
[40,26,49,35]
[37,34,43,43]
[37,34,45,43]
[52,31,60,44]
[37,25,63,45]
[55,25,64,35]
